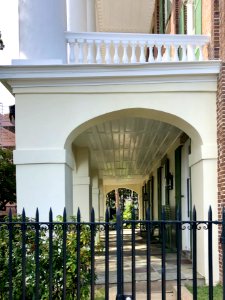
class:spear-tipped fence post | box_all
[105,207,109,300]
[8,208,13,300]
[176,205,182,300]
[208,206,213,300]
[192,206,197,300]
[161,206,166,300]
[91,208,95,300]
[21,208,26,300]
[62,208,67,299]
[35,208,40,300]
[146,207,151,300]
[116,207,123,299]
[49,208,53,300]
[131,207,136,299]
[77,208,81,299]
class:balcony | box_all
[66,32,210,65]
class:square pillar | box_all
[73,147,91,220]
[14,149,73,220]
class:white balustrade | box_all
[65,32,210,64]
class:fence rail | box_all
[0,206,224,300]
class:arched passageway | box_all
[106,188,139,220]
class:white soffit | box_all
[74,117,182,180]
[95,0,156,33]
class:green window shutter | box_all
[159,0,164,33]
[194,0,202,34]
[166,0,171,24]
[194,0,202,59]
[157,167,162,219]
[175,146,182,211]
[179,5,185,34]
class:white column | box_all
[18,0,67,63]
[92,173,100,221]
[73,147,91,220]
[185,0,195,35]
[67,0,96,32]
[67,0,87,32]
[184,0,195,60]
[14,149,73,220]
[87,0,96,32]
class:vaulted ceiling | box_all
[74,117,182,180]
[95,0,156,33]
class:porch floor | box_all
[95,229,204,298]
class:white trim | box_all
[14,149,74,169]
[0,61,221,91]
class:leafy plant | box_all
[0,215,96,299]
[0,148,16,211]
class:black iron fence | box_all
[0,206,225,300]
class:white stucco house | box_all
[0,0,222,282]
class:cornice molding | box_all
[0,61,221,91]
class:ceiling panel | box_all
[74,117,182,179]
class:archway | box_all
[106,188,139,220]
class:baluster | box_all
[187,44,195,61]
[87,40,94,63]
[198,45,204,61]
[181,44,187,62]
[147,43,154,62]
[173,44,179,62]
[105,40,111,64]
[77,39,84,63]
[122,41,129,63]
[113,41,120,64]
[163,44,170,62]
[139,41,146,63]
[68,40,75,64]
[96,40,102,64]
[156,44,162,62]
[130,41,137,63]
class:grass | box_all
[95,288,105,300]
[186,284,223,300]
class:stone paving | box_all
[95,229,204,298]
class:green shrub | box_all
[0,215,94,299]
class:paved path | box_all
[95,229,203,299]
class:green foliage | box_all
[0,215,95,299]
[187,284,223,300]
[123,202,134,221]
[0,148,16,211]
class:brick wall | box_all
[209,0,220,59]
[215,0,225,281]
[220,0,225,61]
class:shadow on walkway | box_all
[95,228,204,299]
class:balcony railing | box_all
[65,32,210,65]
